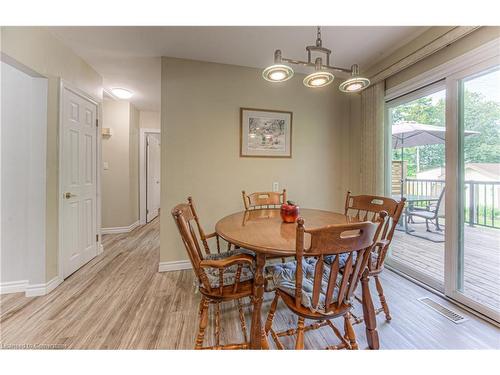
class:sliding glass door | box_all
[385,84,447,291]
[385,54,500,322]
[447,60,500,321]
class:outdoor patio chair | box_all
[406,188,445,232]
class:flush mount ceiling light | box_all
[111,88,133,99]
[263,27,370,92]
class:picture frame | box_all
[240,108,293,158]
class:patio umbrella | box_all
[392,121,479,199]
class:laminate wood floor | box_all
[1,218,499,349]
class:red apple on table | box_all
[280,200,300,223]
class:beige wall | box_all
[0,27,102,99]
[1,27,102,281]
[102,101,132,228]
[139,110,160,129]
[102,100,140,228]
[160,57,350,264]
[129,104,140,224]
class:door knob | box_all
[64,192,77,199]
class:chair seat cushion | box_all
[265,258,340,312]
[324,251,379,269]
[203,248,254,289]
[324,253,356,268]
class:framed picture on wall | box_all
[240,108,293,158]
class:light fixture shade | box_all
[262,64,294,82]
[339,76,370,93]
[303,71,334,88]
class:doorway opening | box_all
[1,57,48,293]
[139,128,161,224]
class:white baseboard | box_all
[25,276,63,297]
[97,243,104,255]
[158,260,192,272]
[101,220,140,235]
[1,276,63,296]
[0,280,28,294]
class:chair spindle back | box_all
[242,189,286,210]
[294,215,386,314]
[344,191,405,272]
[171,197,214,290]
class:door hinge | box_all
[96,234,99,242]
[146,209,149,214]
[96,119,99,128]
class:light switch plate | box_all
[103,161,109,170]
[272,182,279,192]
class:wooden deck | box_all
[390,224,500,312]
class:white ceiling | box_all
[48,26,429,111]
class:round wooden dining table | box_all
[215,208,380,350]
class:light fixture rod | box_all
[305,46,331,65]
[274,49,282,64]
[281,56,353,74]
[351,64,360,76]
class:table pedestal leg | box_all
[250,253,269,349]
[361,270,380,350]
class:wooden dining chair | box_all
[264,216,386,349]
[171,197,254,349]
[242,189,287,210]
[242,189,288,263]
[343,191,406,322]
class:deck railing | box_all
[401,178,500,229]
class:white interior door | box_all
[146,134,161,222]
[61,87,98,278]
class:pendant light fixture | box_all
[262,27,370,92]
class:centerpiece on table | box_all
[280,200,299,223]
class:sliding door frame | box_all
[445,56,500,322]
[384,39,500,321]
